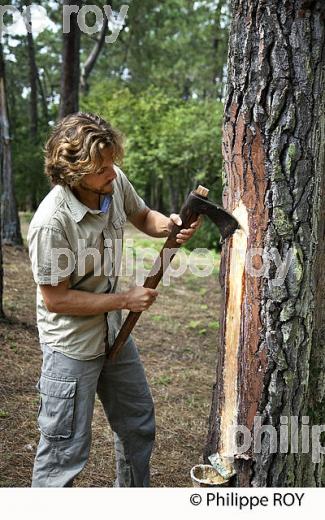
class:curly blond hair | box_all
[44,112,124,186]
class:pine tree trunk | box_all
[27,35,38,139]
[204,0,325,487]
[26,3,39,212]
[80,11,108,94]
[0,154,4,318]
[59,0,82,118]
[0,43,23,246]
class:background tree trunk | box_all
[204,0,325,487]
[25,0,39,211]
[0,43,23,246]
[59,0,82,118]
[27,34,38,139]
[0,139,4,319]
[80,10,109,94]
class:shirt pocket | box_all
[111,215,127,267]
[112,215,127,239]
[36,374,77,441]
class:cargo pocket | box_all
[36,374,77,441]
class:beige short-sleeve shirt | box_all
[27,166,147,360]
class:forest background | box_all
[1,0,229,251]
[0,1,230,487]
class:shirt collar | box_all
[63,186,112,223]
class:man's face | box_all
[78,146,117,195]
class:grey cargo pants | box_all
[31,336,155,487]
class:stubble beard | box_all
[80,180,115,196]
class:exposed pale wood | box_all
[219,201,248,458]
[195,185,209,198]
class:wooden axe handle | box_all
[107,190,203,360]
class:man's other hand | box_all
[125,287,158,312]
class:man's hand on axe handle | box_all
[124,286,158,313]
[123,215,201,314]
[123,214,202,313]
[167,214,203,244]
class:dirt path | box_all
[0,223,221,487]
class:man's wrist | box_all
[103,291,129,311]
[118,291,130,310]
[159,215,171,237]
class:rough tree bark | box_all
[204,0,325,487]
[59,0,82,118]
[0,43,23,246]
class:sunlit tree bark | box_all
[205,0,325,487]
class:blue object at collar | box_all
[100,195,112,213]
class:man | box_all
[27,112,200,487]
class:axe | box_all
[108,185,240,360]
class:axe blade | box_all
[188,192,240,239]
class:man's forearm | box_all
[141,210,170,237]
[44,288,128,315]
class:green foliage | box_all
[189,320,201,329]
[89,0,229,100]
[82,81,224,248]
[208,321,220,330]
[12,139,50,209]
[184,217,221,252]
[4,0,229,249]
[153,374,173,386]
